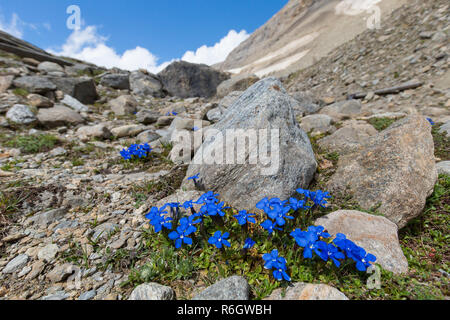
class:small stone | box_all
[436,161,450,176]
[128,283,175,300]
[2,254,29,274]
[37,244,59,262]
[47,264,77,283]
[78,290,97,300]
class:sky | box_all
[0,0,287,73]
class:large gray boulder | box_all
[327,116,437,228]
[100,73,130,90]
[192,276,249,300]
[158,61,229,98]
[129,70,166,97]
[48,76,98,104]
[13,76,57,94]
[185,78,317,211]
[315,210,408,274]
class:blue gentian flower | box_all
[196,191,220,205]
[187,173,200,181]
[150,215,173,233]
[168,226,193,249]
[233,210,256,225]
[243,238,255,249]
[200,202,227,217]
[289,197,306,211]
[178,217,199,235]
[192,127,199,131]
[352,247,377,272]
[261,219,282,234]
[326,243,346,267]
[426,118,435,125]
[208,231,231,249]
[262,249,291,281]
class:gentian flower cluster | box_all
[120,143,152,160]
[166,111,178,116]
[257,197,293,233]
[296,189,331,208]
[290,227,376,271]
[143,176,377,283]
[263,249,291,281]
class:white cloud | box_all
[182,29,249,65]
[48,26,172,73]
[0,13,24,38]
[49,26,249,73]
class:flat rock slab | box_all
[327,116,437,228]
[315,210,408,274]
[265,282,348,300]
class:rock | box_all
[156,116,174,127]
[265,283,348,300]
[13,76,57,94]
[129,70,166,97]
[77,124,113,141]
[92,223,119,241]
[30,208,67,227]
[136,110,159,124]
[78,290,97,300]
[6,104,37,125]
[47,264,78,283]
[185,78,317,211]
[318,121,378,155]
[206,107,225,122]
[167,117,210,137]
[109,95,137,116]
[27,93,54,108]
[291,91,322,115]
[218,91,243,109]
[37,105,84,128]
[2,254,29,274]
[315,210,408,274]
[216,74,259,97]
[111,124,146,138]
[436,161,450,175]
[320,99,362,120]
[299,114,334,135]
[419,31,434,39]
[49,147,67,157]
[327,116,437,228]
[158,61,229,98]
[61,94,89,112]
[48,77,98,104]
[37,244,59,262]
[128,283,175,300]
[22,57,40,66]
[40,291,70,300]
[0,75,14,93]
[37,61,64,73]
[136,130,161,143]
[25,261,45,280]
[100,73,130,90]
[438,120,450,138]
[192,276,249,300]
[0,93,20,114]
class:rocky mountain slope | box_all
[219,0,407,77]
[0,0,448,301]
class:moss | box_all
[5,134,59,154]
[368,117,397,131]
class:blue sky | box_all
[0,0,287,72]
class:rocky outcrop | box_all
[158,61,229,98]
